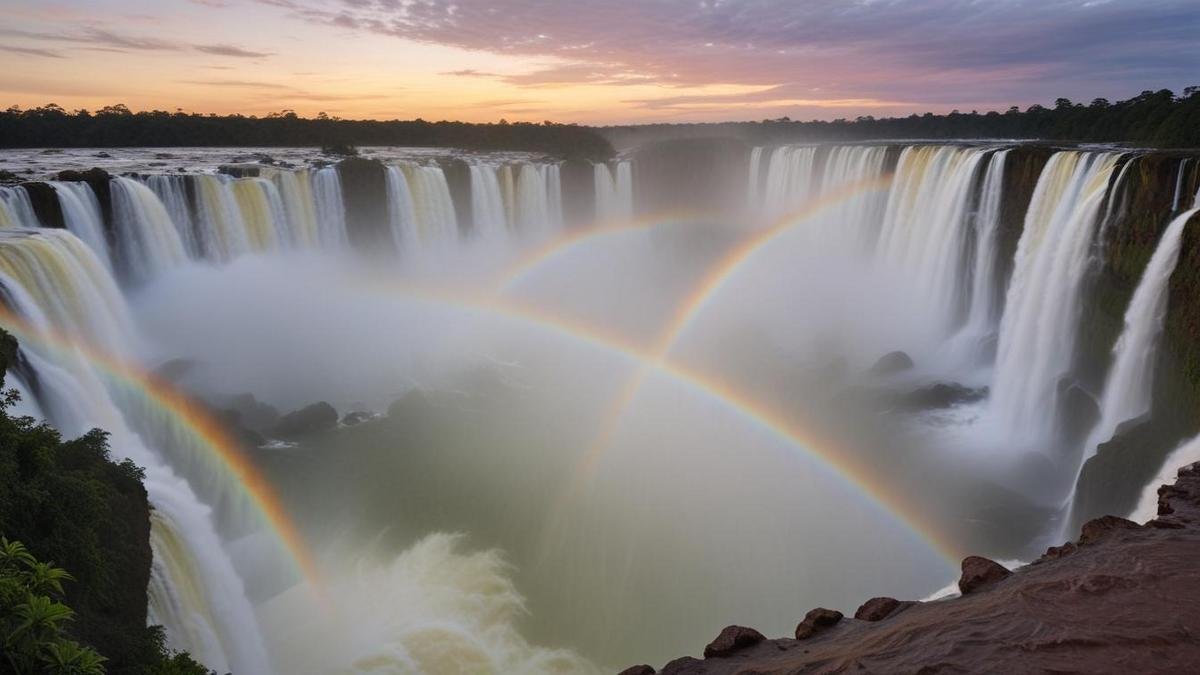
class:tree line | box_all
[605,88,1200,148]
[0,105,615,161]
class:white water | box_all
[109,177,189,283]
[469,163,509,240]
[0,186,38,229]
[595,161,633,223]
[146,175,200,258]
[311,168,350,249]
[1084,207,1200,462]
[946,149,1010,365]
[876,146,988,334]
[990,151,1122,442]
[403,164,458,244]
[50,181,111,269]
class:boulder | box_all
[854,597,905,622]
[703,625,765,658]
[617,667,655,675]
[794,607,843,639]
[893,383,987,410]
[958,556,1011,594]
[341,411,374,426]
[869,351,913,376]
[228,393,281,432]
[1078,515,1140,545]
[273,402,338,438]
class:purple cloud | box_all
[194,43,274,58]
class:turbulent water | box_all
[0,143,1198,671]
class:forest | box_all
[606,88,1200,148]
[0,105,615,161]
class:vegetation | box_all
[0,333,211,674]
[0,105,615,161]
[606,88,1200,149]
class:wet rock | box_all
[19,181,65,229]
[617,667,655,675]
[218,164,261,178]
[1078,515,1140,545]
[228,393,281,431]
[1034,542,1077,564]
[341,410,374,426]
[794,607,843,639]
[892,382,987,410]
[273,401,338,438]
[660,656,703,673]
[703,625,765,658]
[958,556,1011,594]
[854,597,906,622]
[0,170,18,183]
[869,351,913,376]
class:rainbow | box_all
[354,283,964,565]
[0,304,322,586]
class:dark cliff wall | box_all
[635,137,752,220]
[337,157,392,253]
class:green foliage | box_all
[0,105,616,160]
[606,87,1200,149]
[0,536,107,674]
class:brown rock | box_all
[1078,515,1140,545]
[703,625,766,658]
[854,597,902,622]
[795,607,843,639]
[1035,542,1077,564]
[958,556,1011,594]
[617,666,655,675]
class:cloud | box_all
[0,45,64,58]
[194,43,274,58]
[262,0,1198,111]
[0,26,177,52]
[178,79,292,89]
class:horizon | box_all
[1,0,1196,126]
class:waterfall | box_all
[230,179,290,253]
[1172,158,1191,213]
[271,170,320,248]
[311,167,349,249]
[385,165,420,251]
[108,177,188,284]
[0,186,39,228]
[0,230,270,673]
[147,175,200,258]
[875,146,988,335]
[594,161,633,224]
[469,164,509,240]
[1128,432,1200,523]
[747,146,764,207]
[760,145,818,221]
[946,149,1010,364]
[990,151,1123,442]
[403,164,458,244]
[50,181,111,269]
[1084,207,1200,460]
[192,174,252,262]
[513,163,561,238]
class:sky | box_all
[0,0,1196,125]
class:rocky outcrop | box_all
[632,462,1200,674]
[19,181,65,229]
[336,157,390,252]
[702,626,765,657]
[273,401,339,438]
[867,350,913,376]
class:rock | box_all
[273,402,338,438]
[228,393,281,431]
[660,656,703,673]
[893,383,987,410]
[1078,515,1140,545]
[794,607,843,639]
[703,625,765,658]
[958,556,1011,594]
[854,597,905,622]
[153,358,195,383]
[218,164,261,178]
[1034,542,1077,564]
[617,667,655,675]
[388,389,435,419]
[341,411,374,426]
[869,351,913,376]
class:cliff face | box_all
[0,330,157,671]
[626,462,1200,675]
[336,156,392,252]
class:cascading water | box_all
[401,163,458,244]
[385,164,421,251]
[469,163,509,240]
[0,229,270,673]
[147,175,200,258]
[230,178,291,253]
[594,161,633,223]
[990,151,1122,443]
[271,169,321,248]
[875,146,988,336]
[759,145,818,222]
[946,149,1010,366]
[1083,207,1200,463]
[109,177,189,284]
[0,185,38,228]
[50,181,111,269]
[312,167,349,249]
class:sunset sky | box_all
[1,0,1196,125]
